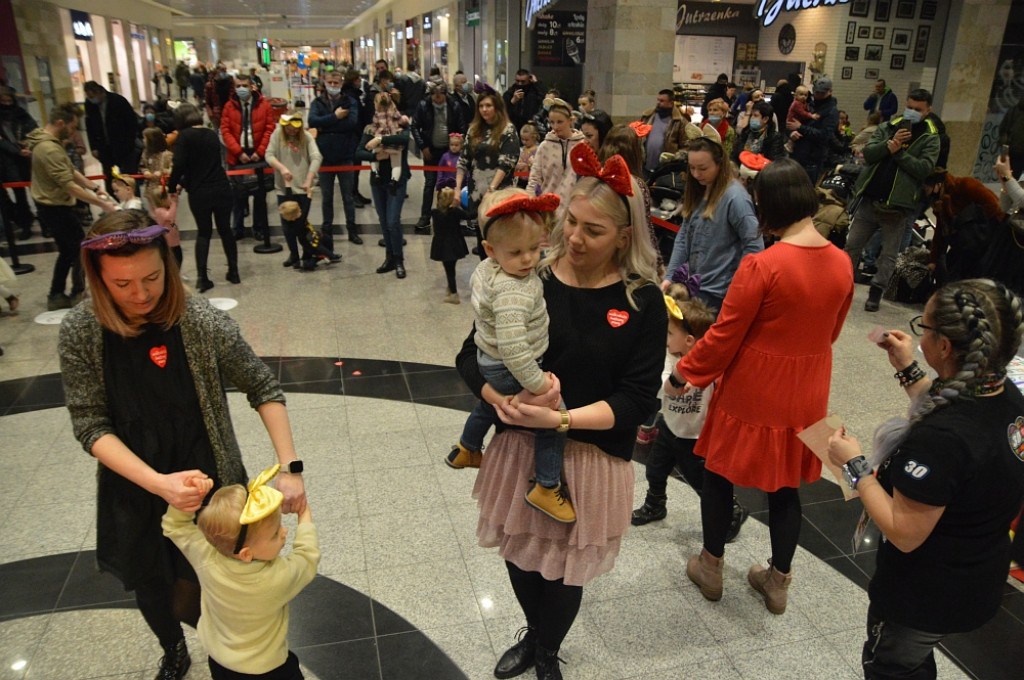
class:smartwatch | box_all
[667,373,684,389]
[284,460,304,474]
[841,455,872,491]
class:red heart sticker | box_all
[150,345,168,368]
[607,309,629,328]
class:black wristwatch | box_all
[284,460,304,474]
[841,455,873,491]
[668,373,684,389]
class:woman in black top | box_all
[456,147,664,680]
[169,103,236,293]
[829,279,1024,680]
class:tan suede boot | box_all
[444,443,482,469]
[524,482,577,523]
[686,548,724,601]
[748,560,792,614]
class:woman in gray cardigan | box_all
[59,209,306,680]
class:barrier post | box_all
[0,199,35,275]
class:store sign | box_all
[423,14,432,31]
[525,0,554,28]
[71,10,94,41]
[676,2,747,31]
[755,0,851,28]
[466,9,480,27]
[129,23,144,40]
[534,12,586,67]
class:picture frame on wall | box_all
[875,0,892,22]
[849,0,870,18]
[890,54,906,70]
[865,68,880,80]
[858,25,871,39]
[914,25,930,62]
[896,0,916,19]
[847,21,857,44]
[842,67,854,80]
[921,0,937,21]
[891,28,912,50]
[845,46,860,61]
[873,27,886,40]
[865,44,883,61]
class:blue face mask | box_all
[461,83,471,94]
[236,87,251,101]
[145,113,155,122]
[708,115,722,125]
[749,117,762,130]
[902,109,922,124]
[87,97,100,105]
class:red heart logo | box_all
[150,345,168,368]
[607,309,629,328]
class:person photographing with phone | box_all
[843,89,940,312]
[503,69,543,131]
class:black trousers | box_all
[187,189,236,276]
[419,146,445,217]
[37,204,84,297]
[645,418,705,497]
[209,651,304,680]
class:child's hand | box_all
[510,393,521,408]
[812,113,821,120]
[185,475,214,498]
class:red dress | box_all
[678,242,854,491]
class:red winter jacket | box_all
[220,92,274,166]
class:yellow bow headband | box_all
[233,464,284,553]
[664,295,694,335]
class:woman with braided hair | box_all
[829,278,1024,680]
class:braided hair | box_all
[871,279,1024,464]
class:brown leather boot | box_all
[686,547,724,601]
[444,443,482,469]
[748,560,792,614]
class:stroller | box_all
[647,158,688,265]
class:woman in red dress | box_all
[666,158,854,614]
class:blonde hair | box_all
[82,210,186,338]
[436,186,456,211]
[113,175,136,192]
[478,187,547,243]
[539,176,659,309]
[145,183,170,210]
[198,485,281,556]
[681,137,733,220]
[520,122,540,144]
[375,92,395,110]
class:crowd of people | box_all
[1,59,1024,680]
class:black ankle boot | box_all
[631,491,667,526]
[226,268,241,284]
[534,645,565,680]
[155,638,190,680]
[197,272,214,293]
[395,260,406,278]
[494,627,536,679]
[376,257,396,274]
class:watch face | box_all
[288,461,304,474]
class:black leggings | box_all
[506,561,582,652]
[702,469,801,573]
[188,189,236,275]
[134,576,201,651]
[442,261,458,293]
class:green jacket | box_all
[853,116,939,211]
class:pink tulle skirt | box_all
[472,429,634,587]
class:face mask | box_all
[749,118,762,130]
[708,115,722,125]
[236,87,251,101]
[326,86,341,96]
[145,113,155,122]
[902,109,922,124]
[461,83,471,94]
[87,97,100,105]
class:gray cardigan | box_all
[59,294,284,486]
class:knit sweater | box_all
[265,127,323,195]
[59,294,284,487]
[470,258,549,394]
[162,507,320,674]
[526,129,585,203]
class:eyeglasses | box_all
[81,225,169,250]
[279,118,303,128]
[909,315,938,336]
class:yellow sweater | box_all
[162,506,320,674]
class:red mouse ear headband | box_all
[569,143,634,198]
[482,193,561,239]
[628,120,652,138]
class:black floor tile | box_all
[798,478,846,505]
[0,376,30,409]
[941,607,1024,680]
[734,486,768,514]
[377,630,468,680]
[401,360,451,374]
[1003,590,1024,624]
[292,638,380,680]
[55,550,132,610]
[850,549,878,580]
[0,551,77,617]
[801,498,867,550]
[343,373,411,400]
[372,600,417,636]
[280,357,342,384]
[796,516,845,560]
[284,380,345,396]
[824,555,871,591]
[415,394,479,412]
[406,369,472,400]
[11,373,64,408]
[290,576,375,647]
[340,358,404,379]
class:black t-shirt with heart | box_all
[868,381,1024,634]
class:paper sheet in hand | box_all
[798,414,859,500]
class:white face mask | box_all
[326,86,341,96]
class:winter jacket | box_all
[308,88,361,163]
[731,125,787,164]
[929,175,1005,266]
[526,129,585,202]
[503,82,544,131]
[863,88,898,121]
[393,72,426,118]
[638,106,699,159]
[411,97,467,152]
[220,91,274,166]
[27,128,75,206]
[83,91,139,170]
[853,116,940,211]
[354,127,412,184]
[0,102,37,182]
[791,95,840,169]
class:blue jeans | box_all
[862,605,946,680]
[460,350,566,488]
[319,163,356,231]
[371,179,407,260]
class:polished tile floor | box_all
[1,169,1022,680]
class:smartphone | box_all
[900,118,913,132]
[1002,144,1010,161]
